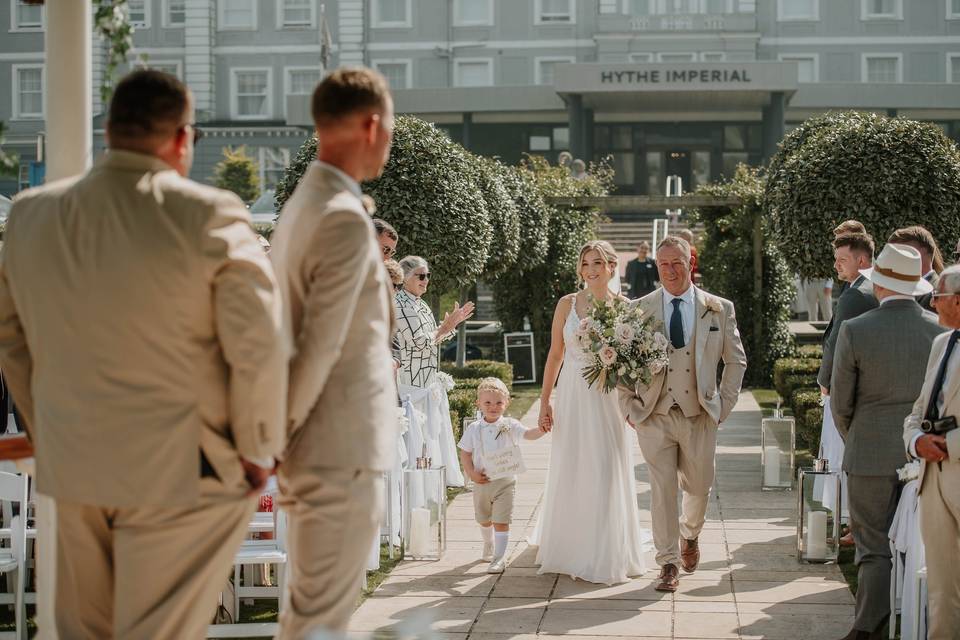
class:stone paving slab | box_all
[349,391,855,639]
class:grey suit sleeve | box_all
[818,290,876,389]
[829,324,857,438]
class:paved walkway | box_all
[351,391,855,639]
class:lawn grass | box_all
[508,383,542,422]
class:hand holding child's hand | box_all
[470,470,490,485]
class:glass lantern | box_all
[402,461,446,561]
[797,459,841,564]
[761,405,795,490]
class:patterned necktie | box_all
[670,298,685,349]
[925,330,960,420]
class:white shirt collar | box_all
[663,285,696,307]
[880,294,915,305]
[314,160,362,198]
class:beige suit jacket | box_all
[903,330,960,491]
[0,150,287,508]
[270,161,397,473]
[619,286,747,426]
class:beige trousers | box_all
[276,467,382,639]
[55,478,256,639]
[636,409,717,567]
[920,461,960,640]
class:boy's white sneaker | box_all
[487,558,506,574]
[481,541,495,562]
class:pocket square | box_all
[709,326,720,332]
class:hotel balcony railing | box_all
[597,12,757,32]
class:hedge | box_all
[773,358,821,400]
[440,360,513,389]
[797,344,823,359]
[791,387,823,451]
[802,407,824,452]
[447,388,479,444]
[783,373,819,404]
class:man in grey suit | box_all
[818,232,878,395]
[830,243,944,640]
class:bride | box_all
[531,240,647,584]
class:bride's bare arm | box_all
[538,295,574,431]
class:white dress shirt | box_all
[662,285,696,347]
[880,294,915,305]
[910,329,960,457]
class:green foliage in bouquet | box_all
[765,111,960,279]
[491,156,613,374]
[693,165,796,387]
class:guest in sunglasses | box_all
[394,255,474,486]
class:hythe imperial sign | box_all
[600,68,753,84]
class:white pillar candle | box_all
[805,510,829,560]
[408,507,432,558]
[763,446,781,486]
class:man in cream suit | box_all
[0,70,286,638]
[903,264,960,640]
[618,236,747,592]
[270,68,398,637]
[830,244,943,640]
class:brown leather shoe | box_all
[680,537,700,573]
[655,563,680,592]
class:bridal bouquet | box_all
[575,296,670,394]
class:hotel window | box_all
[372,0,412,27]
[951,0,960,18]
[777,0,818,21]
[219,0,257,29]
[454,59,492,87]
[658,52,697,62]
[164,0,186,26]
[629,53,654,62]
[862,0,901,19]
[662,0,696,12]
[863,55,901,83]
[145,61,183,79]
[373,61,412,89]
[231,68,272,119]
[536,0,575,24]
[286,67,322,96]
[454,0,493,25]
[625,0,652,14]
[280,0,314,27]
[127,0,150,27]
[259,148,291,191]
[13,65,44,120]
[949,55,960,83]
[704,0,731,12]
[13,0,43,29]
[536,57,574,85]
[779,55,818,82]
[701,52,725,62]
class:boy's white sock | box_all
[480,524,494,545]
[494,531,510,560]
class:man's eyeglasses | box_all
[180,123,203,145]
[931,292,959,299]
[415,273,430,281]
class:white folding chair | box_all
[0,471,29,639]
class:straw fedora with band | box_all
[859,243,934,297]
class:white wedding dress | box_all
[531,301,648,584]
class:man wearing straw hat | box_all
[830,243,945,640]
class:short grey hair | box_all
[939,264,960,294]
[398,255,429,279]
[657,236,692,262]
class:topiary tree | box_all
[213,145,260,204]
[693,164,796,386]
[274,116,492,296]
[498,163,551,273]
[474,157,520,280]
[765,111,960,278]
[492,155,613,372]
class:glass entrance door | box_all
[643,148,711,195]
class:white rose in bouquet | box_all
[653,332,669,351]
[649,359,666,375]
[599,345,618,368]
[614,323,635,344]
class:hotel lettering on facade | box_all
[4,0,960,198]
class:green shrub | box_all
[252,222,275,241]
[692,165,795,386]
[773,358,821,399]
[213,145,260,204]
[800,407,824,452]
[441,360,513,388]
[790,387,822,450]
[447,388,479,443]
[798,344,823,359]
[765,111,960,279]
[783,373,819,403]
[453,377,483,390]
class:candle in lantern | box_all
[763,446,781,486]
[408,507,431,558]
[805,510,828,560]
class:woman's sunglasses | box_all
[415,273,430,281]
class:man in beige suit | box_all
[618,236,747,592]
[0,70,286,638]
[270,68,398,638]
[903,264,960,640]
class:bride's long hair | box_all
[576,240,619,290]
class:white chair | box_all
[0,471,29,640]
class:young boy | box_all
[458,377,547,573]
